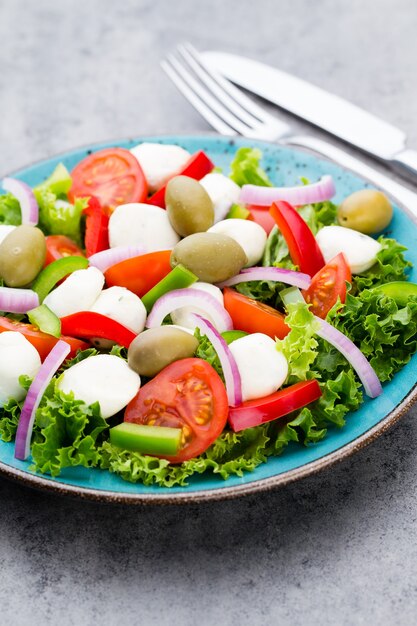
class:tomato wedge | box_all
[104,250,172,297]
[68,147,148,215]
[0,317,88,361]
[147,150,214,208]
[270,201,325,276]
[124,358,229,463]
[229,380,322,432]
[83,196,109,257]
[304,253,351,318]
[247,205,276,234]
[223,288,289,339]
[45,235,85,266]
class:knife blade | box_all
[201,51,417,182]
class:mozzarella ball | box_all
[316,225,382,274]
[229,333,288,402]
[90,287,147,334]
[0,332,41,405]
[130,143,190,192]
[43,266,104,318]
[208,218,267,267]
[58,355,141,419]
[109,203,180,251]
[199,173,241,222]
[171,282,227,332]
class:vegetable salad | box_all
[0,142,415,488]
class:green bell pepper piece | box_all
[32,255,89,302]
[27,304,61,338]
[141,264,198,312]
[110,423,182,456]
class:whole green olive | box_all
[128,326,198,377]
[0,225,46,287]
[170,232,247,283]
[337,190,393,234]
[166,175,214,237]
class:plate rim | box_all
[2,132,417,505]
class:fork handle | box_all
[283,135,417,216]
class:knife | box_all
[201,51,417,184]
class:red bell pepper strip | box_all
[60,312,136,348]
[228,379,322,432]
[248,205,276,234]
[83,196,109,257]
[269,201,325,276]
[147,150,215,208]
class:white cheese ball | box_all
[229,333,288,402]
[130,142,190,192]
[316,225,382,274]
[208,218,267,267]
[109,203,180,251]
[43,267,105,318]
[0,332,41,405]
[58,354,141,419]
[90,286,147,334]
[171,282,227,332]
[199,173,241,222]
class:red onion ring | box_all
[191,314,242,407]
[0,287,39,313]
[240,175,336,207]
[217,267,311,290]
[88,245,146,271]
[2,177,39,226]
[14,340,71,460]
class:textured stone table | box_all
[1,1,417,624]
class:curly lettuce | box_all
[229,147,272,187]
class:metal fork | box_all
[162,43,417,213]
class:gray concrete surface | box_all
[1,1,417,624]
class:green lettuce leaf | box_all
[277,301,320,383]
[229,147,272,187]
[0,376,32,442]
[37,163,72,196]
[194,329,224,380]
[30,381,108,477]
[0,193,22,225]
[352,237,411,292]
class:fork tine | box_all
[166,54,252,136]
[181,42,287,129]
[161,61,238,137]
[177,44,262,128]
[161,60,237,137]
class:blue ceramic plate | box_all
[1,135,417,504]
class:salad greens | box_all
[229,147,273,187]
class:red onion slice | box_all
[146,288,233,331]
[14,340,71,460]
[240,175,336,207]
[316,317,382,398]
[0,287,39,313]
[2,177,39,226]
[88,245,146,271]
[217,267,311,290]
[191,314,242,407]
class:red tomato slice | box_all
[45,235,85,266]
[228,380,322,432]
[125,358,229,463]
[303,253,351,318]
[223,288,289,339]
[104,250,172,297]
[0,317,89,361]
[270,201,325,276]
[68,148,148,215]
[147,150,214,208]
[248,205,276,234]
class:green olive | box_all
[166,175,214,237]
[0,225,46,287]
[337,190,393,234]
[128,326,198,377]
[170,232,247,283]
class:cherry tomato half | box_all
[45,235,85,266]
[104,251,172,297]
[223,288,290,340]
[68,147,148,215]
[0,317,89,361]
[124,358,229,463]
[303,253,351,318]
[247,205,276,234]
